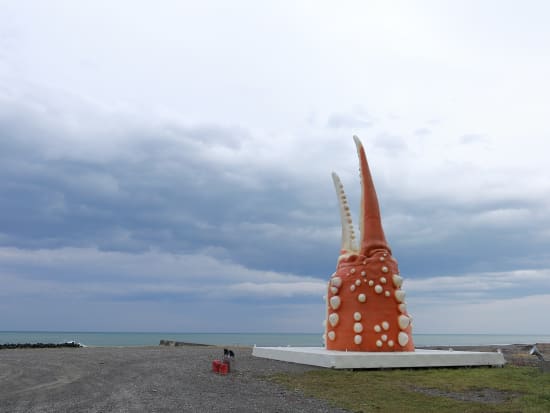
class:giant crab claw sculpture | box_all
[324,136,414,352]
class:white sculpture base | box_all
[252,346,505,369]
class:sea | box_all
[1,332,550,347]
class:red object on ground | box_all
[212,359,230,374]
[218,362,229,375]
[212,360,221,372]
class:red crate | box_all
[212,360,221,373]
[218,362,228,375]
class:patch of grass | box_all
[271,366,550,412]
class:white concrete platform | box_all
[252,346,506,369]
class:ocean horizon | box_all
[2,331,550,348]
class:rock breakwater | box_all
[0,342,83,349]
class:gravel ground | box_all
[0,345,348,413]
[0,343,540,412]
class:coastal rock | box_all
[0,342,82,350]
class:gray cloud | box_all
[460,133,488,144]
[0,92,342,278]
[0,245,326,332]
[372,132,408,154]
[3,90,550,290]
[327,112,372,129]
[414,127,431,136]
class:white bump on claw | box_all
[361,271,366,276]
[374,285,383,294]
[358,293,366,303]
[392,274,403,288]
[330,287,338,294]
[384,291,391,297]
[381,321,390,331]
[329,313,340,327]
[368,280,374,286]
[398,303,407,313]
[380,277,387,284]
[398,315,410,330]
[328,331,336,341]
[398,332,409,347]
[355,279,361,286]
[354,335,362,345]
[374,324,381,333]
[381,334,387,341]
[350,285,356,292]
[353,322,363,333]
[354,312,362,321]
[350,268,356,274]
[331,277,342,287]
[379,256,385,261]
[330,296,341,310]
[381,266,389,273]
[388,340,394,347]
[376,340,383,348]
[395,290,406,303]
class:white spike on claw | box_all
[332,172,358,254]
[352,136,365,244]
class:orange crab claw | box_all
[354,135,391,257]
[324,136,414,352]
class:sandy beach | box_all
[0,344,539,412]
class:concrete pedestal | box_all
[252,346,505,369]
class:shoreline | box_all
[2,331,550,348]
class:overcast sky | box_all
[1,0,550,335]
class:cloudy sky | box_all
[1,0,549,335]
